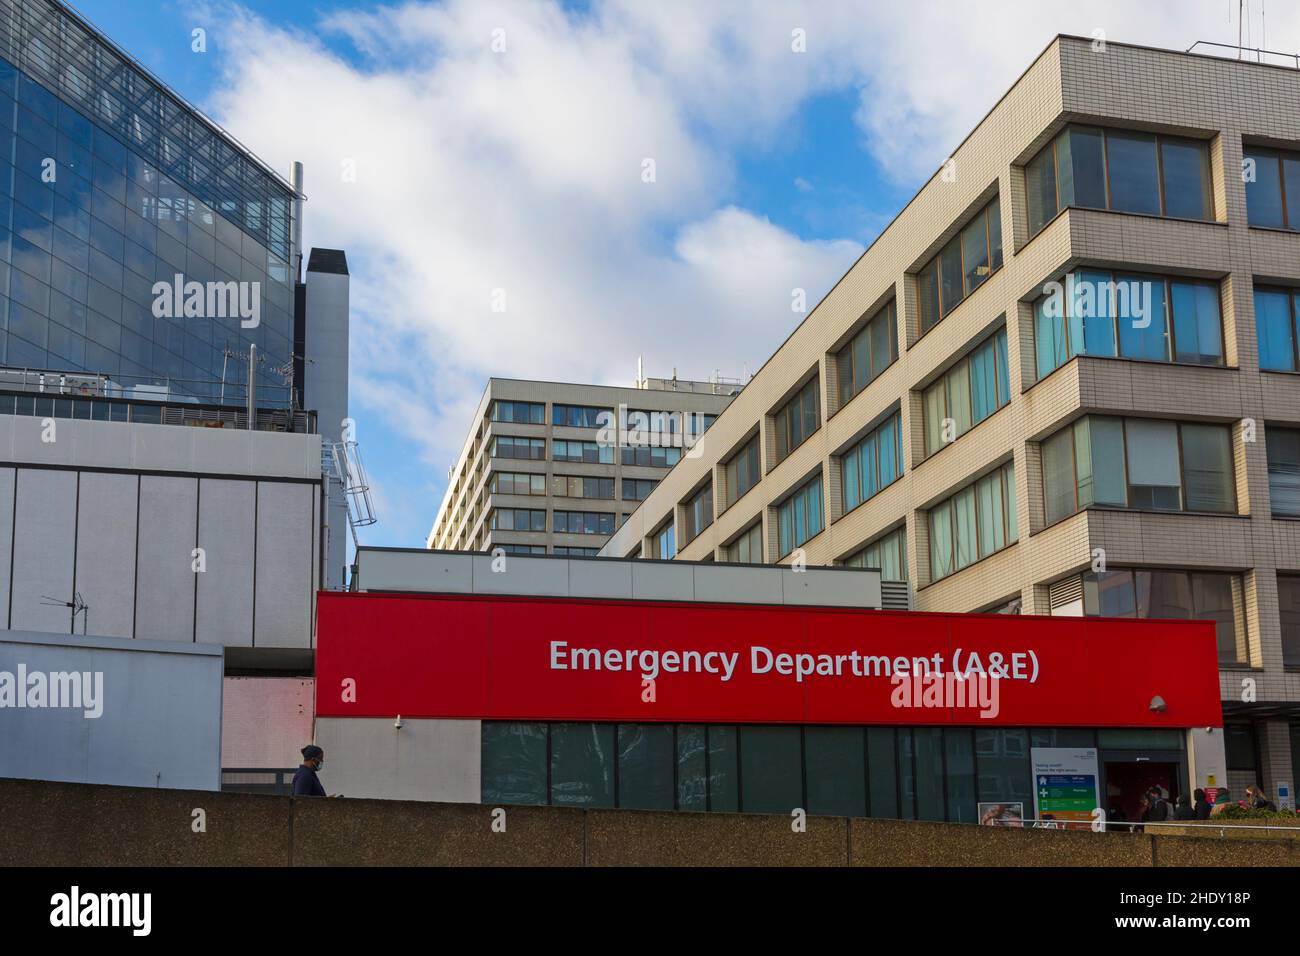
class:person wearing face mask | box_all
[292,745,328,797]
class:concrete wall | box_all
[0,463,318,648]
[357,548,882,609]
[303,251,351,591]
[314,717,481,803]
[0,631,223,791]
[2,777,1297,866]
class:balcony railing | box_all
[0,367,314,434]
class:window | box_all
[1255,287,1300,373]
[739,725,803,814]
[490,400,544,424]
[1034,272,1223,380]
[550,723,615,807]
[1083,569,1244,665]
[724,435,761,508]
[485,720,999,820]
[1042,416,1234,524]
[620,445,682,467]
[928,462,1016,580]
[617,724,674,811]
[554,439,613,464]
[805,727,867,817]
[553,511,615,535]
[551,476,614,500]
[498,544,545,555]
[1279,575,1300,669]
[777,473,824,558]
[842,411,902,512]
[844,526,907,581]
[773,378,820,464]
[1243,146,1300,230]
[490,436,545,460]
[491,471,546,496]
[490,508,546,532]
[1268,427,1300,517]
[836,301,898,407]
[621,478,658,501]
[481,723,547,805]
[918,197,1003,333]
[923,328,1010,455]
[1025,125,1211,236]
[724,521,763,563]
[554,546,599,556]
[681,483,713,545]
[653,519,676,559]
[552,404,611,428]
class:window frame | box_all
[681,482,714,545]
[1040,415,1237,527]
[1243,145,1300,231]
[917,196,1003,335]
[724,433,761,509]
[836,301,898,408]
[1254,286,1300,373]
[840,411,903,515]
[922,327,1011,456]
[1032,272,1225,382]
[1025,125,1214,241]
[773,377,821,465]
[927,461,1017,582]
[724,520,764,564]
[776,473,825,558]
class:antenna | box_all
[41,592,89,635]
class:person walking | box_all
[292,744,328,797]
[1173,793,1195,820]
[1193,788,1212,820]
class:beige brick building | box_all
[600,36,1300,805]
[429,376,736,557]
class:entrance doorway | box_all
[1104,760,1179,824]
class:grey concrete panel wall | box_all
[693,565,785,605]
[0,630,223,791]
[471,553,570,595]
[360,549,474,593]
[355,548,882,609]
[0,414,321,481]
[0,467,13,624]
[781,567,883,608]
[195,479,255,647]
[567,559,633,600]
[10,469,77,633]
[135,476,198,642]
[630,561,696,601]
[314,717,481,803]
[254,481,314,648]
[73,472,139,639]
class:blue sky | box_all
[63,1,1279,550]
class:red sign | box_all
[314,591,1223,728]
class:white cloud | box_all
[195,0,1295,543]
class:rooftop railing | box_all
[0,367,314,433]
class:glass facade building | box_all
[0,0,296,405]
